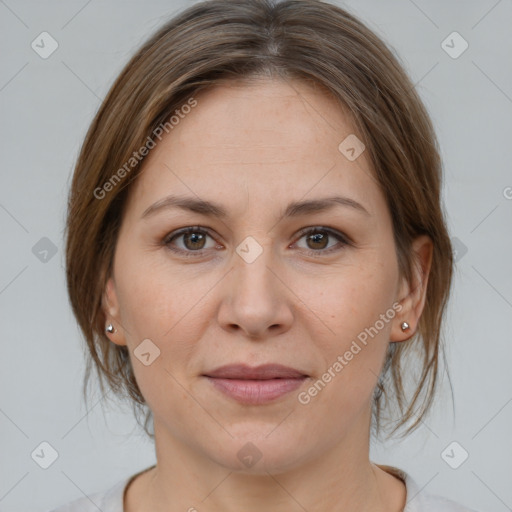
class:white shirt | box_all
[46,464,481,512]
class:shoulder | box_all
[45,477,129,512]
[377,464,482,512]
[412,492,481,512]
[403,471,481,512]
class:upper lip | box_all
[203,364,308,380]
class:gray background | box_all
[1,0,511,511]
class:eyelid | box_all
[294,226,353,246]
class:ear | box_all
[390,235,433,342]
[102,276,127,346]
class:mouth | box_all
[202,364,309,405]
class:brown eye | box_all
[182,231,207,250]
[294,227,350,256]
[306,231,329,250]
[164,227,217,257]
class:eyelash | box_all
[163,225,351,259]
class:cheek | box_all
[301,256,398,342]
[116,268,198,422]
[112,247,214,390]
[114,246,205,339]
[298,257,398,402]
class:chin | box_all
[202,424,315,475]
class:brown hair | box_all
[65,0,453,440]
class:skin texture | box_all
[103,77,432,512]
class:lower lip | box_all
[205,377,307,404]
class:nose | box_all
[216,239,294,340]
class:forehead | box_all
[123,78,383,220]
[176,78,355,152]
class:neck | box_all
[131,419,405,512]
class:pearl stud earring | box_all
[106,323,115,334]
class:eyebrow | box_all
[141,194,370,220]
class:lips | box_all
[203,364,309,405]
[203,363,308,380]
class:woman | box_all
[51,0,479,510]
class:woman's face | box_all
[104,78,426,473]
